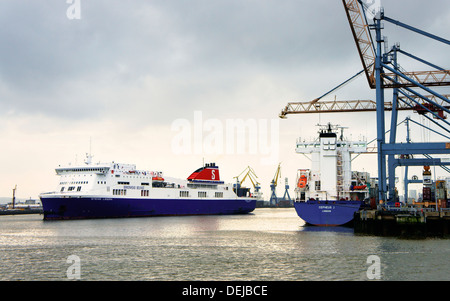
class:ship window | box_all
[113,189,127,196]
[141,182,149,186]
[215,192,223,198]
[315,181,321,191]
[77,186,82,191]
[68,186,75,191]
[180,191,189,197]
[118,181,130,185]
[60,187,65,192]
[141,190,149,197]
[198,191,207,198]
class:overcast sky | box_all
[0,0,449,200]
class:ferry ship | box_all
[294,124,370,226]
[39,155,256,220]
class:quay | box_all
[354,207,450,238]
[0,209,43,216]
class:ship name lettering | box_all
[318,206,332,209]
[123,185,145,190]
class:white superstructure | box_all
[42,155,240,200]
[295,123,370,202]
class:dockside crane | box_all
[269,163,282,205]
[343,0,376,88]
[343,0,450,89]
[12,185,17,210]
[279,72,450,117]
[233,166,262,199]
[280,0,450,203]
[347,1,450,202]
[280,0,450,118]
[342,0,450,202]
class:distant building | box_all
[446,178,450,200]
[408,189,417,203]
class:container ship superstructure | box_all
[294,123,370,226]
[40,155,256,220]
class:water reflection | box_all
[0,209,449,280]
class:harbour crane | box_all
[344,0,450,202]
[343,0,450,89]
[233,166,262,199]
[12,185,17,210]
[280,0,450,203]
[282,178,292,205]
[279,73,450,117]
[269,163,282,205]
[279,51,449,118]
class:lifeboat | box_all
[152,177,164,182]
[297,175,307,189]
[352,185,367,190]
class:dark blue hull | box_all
[294,200,362,226]
[40,196,256,220]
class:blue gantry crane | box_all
[269,163,292,206]
[343,0,450,202]
[280,0,450,204]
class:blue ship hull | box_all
[40,196,256,220]
[294,200,362,226]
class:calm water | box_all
[0,208,449,281]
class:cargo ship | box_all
[294,123,370,226]
[39,155,256,220]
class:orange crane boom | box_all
[280,94,450,117]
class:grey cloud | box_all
[0,0,448,123]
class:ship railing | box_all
[415,207,450,213]
[380,205,450,215]
[380,205,403,212]
[39,191,91,196]
[421,208,437,213]
[39,192,58,195]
